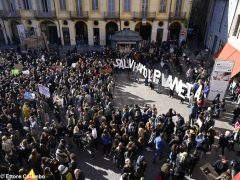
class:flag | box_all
[24,169,38,180]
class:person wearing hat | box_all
[58,164,73,180]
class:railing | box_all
[169,11,186,20]
[133,11,156,19]
[0,10,20,18]
[104,12,119,19]
[69,11,88,18]
[34,10,56,18]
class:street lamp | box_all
[119,0,121,31]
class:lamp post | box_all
[119,0,121,31]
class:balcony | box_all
[133,11,156,20]
[0,10,20,18]
[69,11,88,19]
[34,10,56,19]
[104,12,119,19]
[169,11,186,20]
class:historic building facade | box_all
[0,0,192,46]
[204,0,240,54]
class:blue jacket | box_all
[102,134,112,145]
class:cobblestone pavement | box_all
[74,72,239,180]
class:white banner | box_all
[17,24,26,44]
[208,60,234,101]
[114,58,202,100]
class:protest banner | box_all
[38,84,50,98]
[114,58,200,100]
[208,60,234,100]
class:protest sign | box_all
[11,69,20,76]
[24,92,35,100]
[38,84,50,98]
[22,70,30,75]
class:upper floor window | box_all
[175,0,182,13]
[160,0,167,12]
[22,0,31,10]
[233,15,240,36]
[59,0,66,10]
[9,0,16,12]
[76,0,82,13]
[41,0,49,12]
[92,0,98,11]
[124,0,131,12]
[108,0,115,12]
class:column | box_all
[87,21,94,45]
[68,20,76,45]
[151,21,158,42]
[99,21,106,45]
[162,21,168,41]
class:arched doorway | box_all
[169,22,181,42]
[40,21,58,45]
[106,22,118,45]
[135,22,152,41]
[75,21,88,45]
[10,20,20,44]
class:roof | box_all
[214,43,240,78]
[111,29,142,42]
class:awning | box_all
[214,43,240,78]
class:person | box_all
[74,169,85,180]
[101,129,112,157]
[213,156,229,175]
[218,132,228,155]
[173,152,188,180]
[153,133,165,163]
[58,165,73,180]
[232,106,240,124]
[157,163,171,180]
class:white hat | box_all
[58,165,68,174]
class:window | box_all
[41,0,49,12]
[59,0,66,10]
[108,0,115,13]
[92,0,98,11]
[160,0,166,12]
[76,0,82,14]
[233,15,240,36]
[175,0,182,14]
[124,0,130,12]
[22,0,31,10]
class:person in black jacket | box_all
[213,156,229,175]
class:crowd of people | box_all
[0,41,239,180]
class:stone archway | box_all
[106,21,118,45]
[40,20,58,44]
[135,22,152,41]
[169,21,181,42]
[75,21,88,45]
